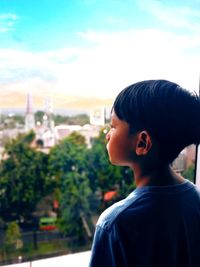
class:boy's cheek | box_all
[106,143,114,159]
[106,143,109,152]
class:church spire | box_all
[25,93,35,132]
[26,93,34,114]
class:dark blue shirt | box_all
[89,180,200,267]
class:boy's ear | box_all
[135,131,152,156]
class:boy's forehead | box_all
[111,111,118,121]
[111,111,128,126]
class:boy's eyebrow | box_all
[111,116,117,124]
[110,113,116,120]
[110,117,115,125]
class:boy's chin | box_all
[109,157,127,167]
[110,160,119,166]
[108,157,119,165]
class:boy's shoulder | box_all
[96,189,143,231]
[96,180,199,232]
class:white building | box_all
[54,124,101,147]
[25,93,35,132]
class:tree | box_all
[0,131,54,223]
[66,114,89,126]
[59,172,92,239]
[183,163,195,182]
[49,132,92,240]
[5,221,21,250]
[13,114,24,126]
[53,113,90,126]
[49,132,87,176]
[34,110,45,123]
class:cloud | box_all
[137,0,200,31]
[0,49,58,83]
[0,13,18,33]
[105,16,128,26]
[0,13,18,20]
[74,29,200,92]
[0,28,200,108]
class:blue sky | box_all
[0,0,158,51]
[0,0,200,107]
[1,0,199,51]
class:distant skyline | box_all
[0,0,200,108]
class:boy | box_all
[89,80,200,267]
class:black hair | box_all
[113,80,200,163]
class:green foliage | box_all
[52,114,67,125]
[66,131,86,146]
[0,237,70,264]
[0,125,135,244]
[49,132,92,239]
[183,164,195,182]
[34,110,45,123]
[1,112,90,130]
[1,114,24,129]
[5,221,21,248]
[65,114,89,126]
[13,115,25,125]
[0,132,54,222]
[59,172,92,238]
[49,132,87,175]
[4,130,35,153]
[35,111,90,126]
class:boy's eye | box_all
[110,124,116,130]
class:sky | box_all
[0,0,200,108]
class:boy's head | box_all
[112,80,200,163]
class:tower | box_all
[25,93,35,132]
[43,98,54,131]
[41,98,55,147]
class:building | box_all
[25,93,35,132]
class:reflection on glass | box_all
[172,145,195,182]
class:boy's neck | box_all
[133,164,185,188]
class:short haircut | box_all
[113,80,200,163]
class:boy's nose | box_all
[106,131,110,141]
